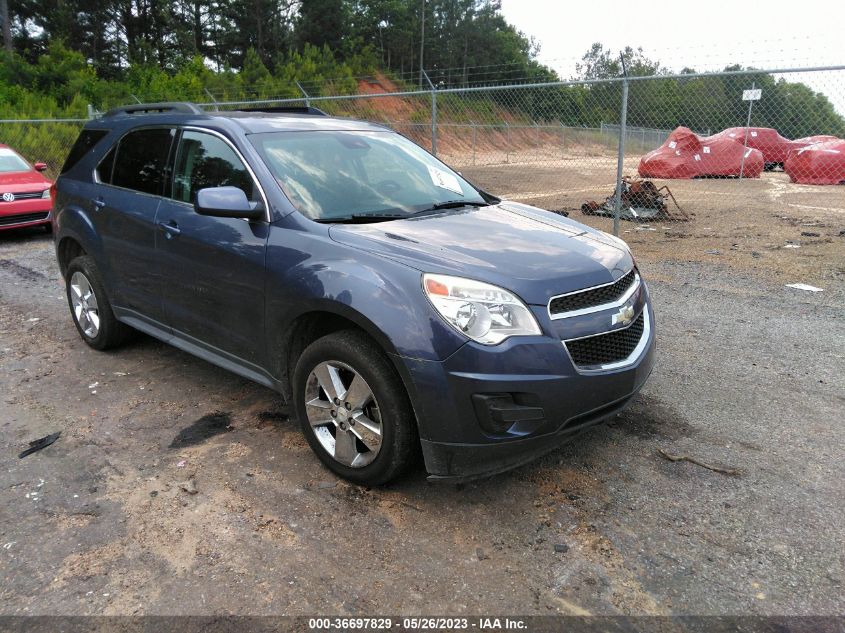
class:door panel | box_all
[93,128,175,324]
[97,189,163,321]
[156,130,269,365]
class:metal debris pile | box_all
[581,177,692,222]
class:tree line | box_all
[0,1,842,138]
[6,0,551,87]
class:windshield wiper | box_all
[409,200,491,217]
[314,213,405,224]
[315,201,492,224]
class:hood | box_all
[329,202,633,305]
[0,170,51,191]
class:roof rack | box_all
[102,102,204,118]
[234,106,328,116]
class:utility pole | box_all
[419,0,425,89]
[1,0,12,56]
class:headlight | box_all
[41,189,50,199]
[422,274,542,345]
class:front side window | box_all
[111,128,175,196]
[248,130,486,221]
[171,131,257,203]
[0,147,33,173]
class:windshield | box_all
[249,130,487,221]
[0,148,32,173]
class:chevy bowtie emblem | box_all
[612,305,635,326]
[2,192,15,202]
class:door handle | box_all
[93,198,105,209]
[158,221,181,239]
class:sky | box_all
[499,0,844,113]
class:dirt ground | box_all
[1,189,844,617]
[459,152,845,289]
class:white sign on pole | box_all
[742,89,762,101]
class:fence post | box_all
[431,89,437,155]
[296,81,311,108]
[422,70,437,155]
[561,124,565,157]
[613,78,629,237]
[471,121,477,166]
[204,88,219,112]
[505,122,510,164]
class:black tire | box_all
[293,329,418,485]
[65,255,131,350]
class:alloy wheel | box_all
[304,360,383,468]
[70,271,100,338]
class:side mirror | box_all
[34,162,48,172]
[194,186,264,220]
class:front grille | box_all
[0,212,49,226]
[550,269,637,315]
[1,191,45,201]
[565,311,645,368]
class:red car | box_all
[0,144,53,232]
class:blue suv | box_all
[54,102,655,484]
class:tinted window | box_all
[96,146,117,184]
[61,130,108,174]
[172,131,256,203]
[112,128,175,195]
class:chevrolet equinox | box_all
[53,102,655,484]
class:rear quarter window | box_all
[61,130,108,175]
[96,146,117,184]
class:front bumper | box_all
[0,199,52,231]
[400,300,656,482]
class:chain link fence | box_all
[2,65,843,281]
[0,119,86,182]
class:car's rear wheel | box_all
[293,330,417,485]
[65,256,131,350]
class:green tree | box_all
[296,0,349,53]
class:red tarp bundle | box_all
[698,132,764,177]
[638,126,763,179]
[792,134,839,146]
[716,127,798,166]
[638,127,701,179]
[784,139,845,185]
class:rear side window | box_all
[111,128,175,196]
[61,129,108,174]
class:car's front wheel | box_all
[293,330,417,485]
[65,256,131,350]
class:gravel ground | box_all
[0,226,843,616]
